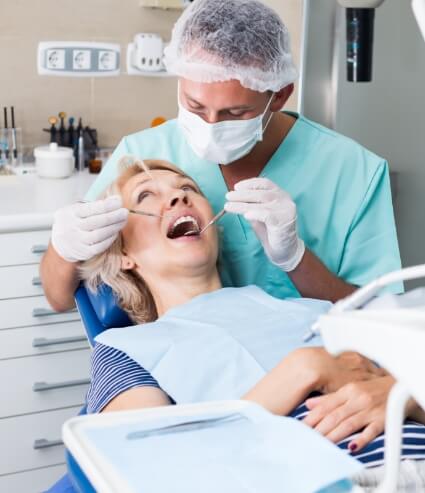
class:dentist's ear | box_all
[271,84,294,112]
[121,252,136,271]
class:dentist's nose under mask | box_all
[178,93,274,165]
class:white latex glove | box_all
[51,195,129,263]
[224,178,305,272]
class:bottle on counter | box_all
[77,129,85,172]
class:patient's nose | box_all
[169,191,189,208]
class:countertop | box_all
[0,169,97,233]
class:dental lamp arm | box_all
[412,0,425,41]
[337,0,385,7]
[337,0,425,41]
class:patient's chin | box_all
[172,243,216,270]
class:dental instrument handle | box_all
[77,202,167,218]
[128,209,170,218]
[3,107,9,159]
[77,129,84,171]
[200,209,226,234]
[11,106,17,160]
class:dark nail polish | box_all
[349,443,358,452]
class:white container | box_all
[34,143,74,179]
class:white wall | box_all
[333,0,425,285]
[0,0,302,153]
[302,0,425,286]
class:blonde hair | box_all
[79,156,197,324]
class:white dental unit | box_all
[314,265,425,493]
[313,1,425,491]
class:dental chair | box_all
[66,271,425,493]
[58,283,133,493]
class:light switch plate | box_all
[38,42,121,77]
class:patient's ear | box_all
[121,252,136,271]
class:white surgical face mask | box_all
[177,92,274,165]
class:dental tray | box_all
[63,400,359,493]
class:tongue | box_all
[168,221,199,239]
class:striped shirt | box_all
[86,344,161,413]
[86,343,425,468]
[289,402,425,468]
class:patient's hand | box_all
[317,351,387,394]
[303,376,395,452]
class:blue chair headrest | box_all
[86,283,133,329]
[75,283,133,347]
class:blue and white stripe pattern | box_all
[290,403,425,467]
[86,343,160,413]
[87,343,425,468]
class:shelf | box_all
[124,69,175,77]
[139,0,185,10]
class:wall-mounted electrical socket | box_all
[38,42,120,77]
[98,51,118,71]
[73,49,91,70]
[46,49,66,70]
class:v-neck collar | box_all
[258,111,303,186]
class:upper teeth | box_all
[171,215,199,231]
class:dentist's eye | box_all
[228,110,247,117]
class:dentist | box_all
[41,0,402,311]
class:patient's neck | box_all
[145,268,222,318]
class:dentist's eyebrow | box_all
[183,93,252,112]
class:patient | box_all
[81,158,425,487]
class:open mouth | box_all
[167,215,201,239]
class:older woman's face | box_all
[119,169,219,281]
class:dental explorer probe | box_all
[199,209,226,234]
[77,201,168,219]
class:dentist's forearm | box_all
[407,400,425,425]
[287,249,357,303]
[40,242,80,311]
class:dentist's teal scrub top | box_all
[86,114,403,298]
